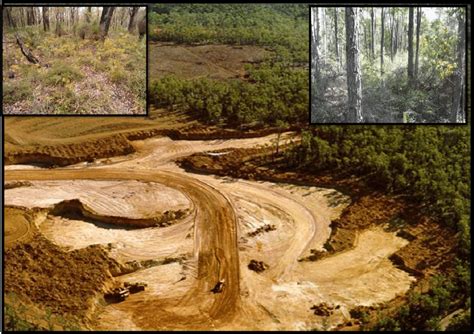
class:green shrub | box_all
[109,64,127,84]
[44,62,83,86]
[3,81,33,104]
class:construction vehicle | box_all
[104,287,130,303]
[211,279,225,293]
[124,281,147,293]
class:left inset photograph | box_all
[2,6,147,115]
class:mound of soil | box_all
[311,302,337,316]
[5,181,33,189]
[247,224,276,237]
[50,199,189,228]
[4,209,122,327]
[248,260,269,273]
[4,134,135,167]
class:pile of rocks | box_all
[311,302,339,316]
[248,259,269,273]
[248,224,277,237]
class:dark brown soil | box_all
[4,207,124,328]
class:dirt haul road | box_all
[5,133,415,330]
[5,169,240,329]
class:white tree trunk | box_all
[453,9,465,123]
[311,8,322,121]
[345,7,363,123]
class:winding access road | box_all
[5,168,240,329]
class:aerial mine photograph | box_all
[3,3,472,332]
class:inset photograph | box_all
[2,6,147,115]
[310,6,467,124]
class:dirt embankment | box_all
[4,134,135,167]
[4,121,294,168]
[4,207,124,329]
[127,125,296,142]
[50,199,189,228]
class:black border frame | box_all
[309,4,470,125]
[1,4,149,117]
[1,2,472,333]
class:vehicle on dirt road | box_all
[211,279,225,293]
[125,281,147,293]
[104,287,130,302]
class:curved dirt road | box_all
[5,168,240,329]
[4,207,34,249]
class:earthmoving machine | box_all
[211,279,225,293]
[104,287,130,303]
[124,281,148,293]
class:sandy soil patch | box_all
[149,42,270,80]
[5,180,190,219]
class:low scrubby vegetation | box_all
[149,4,309,127]
[3,7,146,114]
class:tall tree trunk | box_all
[345,7,363,123]
[380,8,384,78]
[408,7,414,83]
[42,7,50,31]
[70,7,76,26]
[394,17,399,56]
[85,7,92,23]
[311,7,322,120]
[371,8,375,59]
[138,16,146,40]
[26,7,35,25]
[334,8,340,66]
[128,7,139,32]
[99,6,115,40]
[4,7,17,28]
[55,8,64,37]
[414,7,422,79]
[364,24,369,57]
[390,8,395,61]
[452,9,465,123]
[321,9,326,58]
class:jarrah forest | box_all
[311,6,467,123]
[2,3,472,332]
[2,6,146,115]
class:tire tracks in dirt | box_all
[5,168,240,329]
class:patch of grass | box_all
[109,63,127,84]
[46,86,80,114]
[52,39,77,57]
[4,29,145,114]
[44,61,83,87]
[3,80,33,104]
[128,70,147,100]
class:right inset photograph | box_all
[310,6,467,124]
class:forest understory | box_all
[311,7,467,124]
[3,7,146,115]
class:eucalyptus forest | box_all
[311,7,467,123]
